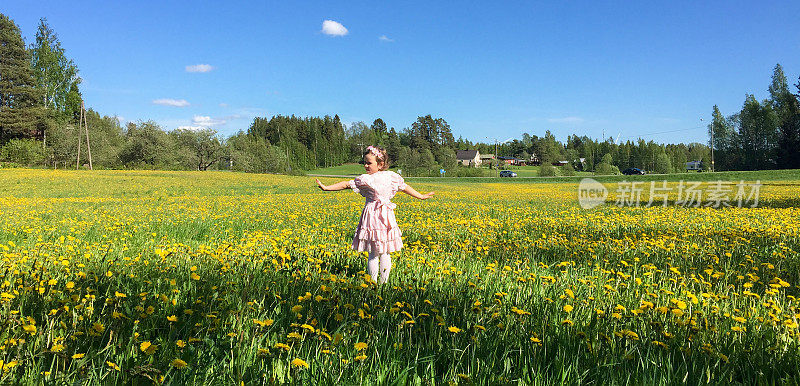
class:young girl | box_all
[316,146,434,284]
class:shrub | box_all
[0,138,47,166]
[560,163,575,176]
[539,165,557,177]
[594,163,620,175]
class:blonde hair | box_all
[364,146,390,171]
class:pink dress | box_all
[349,171,407,254]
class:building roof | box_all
[456,150,480,160]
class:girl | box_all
[316,146,434,284]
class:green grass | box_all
[413,168,800,184]
[308,163,365,176]
[0,169,798,384]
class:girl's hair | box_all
[364,146,390,170]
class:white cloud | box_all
[192,115,226,127]
[152,98,190,107]
[185,64,215,73]
[547,116,584,124]
[378,35,394,42]
[219,102,228,108]
[321,20,348,36]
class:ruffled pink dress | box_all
[349,171,407,254]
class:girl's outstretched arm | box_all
[401,184,435,200]
[316,179,351,191]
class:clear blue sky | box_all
[5,1,799,145]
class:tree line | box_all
[709,64,800,171]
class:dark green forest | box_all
[2,14,799,176]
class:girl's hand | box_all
[420,191,435,200]
[316,179,351,191]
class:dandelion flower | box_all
[291,358,309,368]
[171,359,188,369]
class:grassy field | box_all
[308,163,365,176]
[0,169,799,384]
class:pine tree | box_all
[0,13,44,143]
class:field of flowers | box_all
[0,169,798,384]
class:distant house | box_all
[497,156,518,165]
[686,160,703,172]
[480,154,495,163]
[456,150,481,167]
[552,158,585,169]
[529,153,541,165]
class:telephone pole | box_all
[76,101,93,170]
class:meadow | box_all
[0,169,798,384]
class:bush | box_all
[1,138,47,166]
[539,165,557,177]
[654,153,672,174]
[594,162,620,175]
[560,163,575,176]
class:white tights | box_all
[367,251,392,284]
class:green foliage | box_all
[29,18,81,117]
[407,115,454,151]
[0,13,46,143]
[710,63,800,171]
[594,162,620,175]
[0,138,47,165]
[227,132,291,174]
[435,147,457,169]
[120,121,177,168]
[171,128,224,171]
[559,163,575,176]
[538,165,557,177]
[739,94,779,170]
[246,114,348,170]
[653,152,672,174]
[535,131,563,165]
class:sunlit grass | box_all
[0,169,798,384]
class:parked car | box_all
[622,168,646,175]
[499,170,517,177]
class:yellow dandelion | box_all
[140,341,157,355]
[171,359,188,369]
[291,358,309,369]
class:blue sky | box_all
[4,1,799,144]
